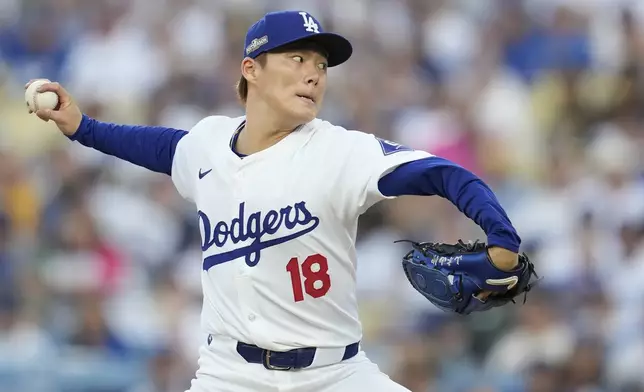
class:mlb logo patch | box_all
[377,137,413,155]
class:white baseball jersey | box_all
[171,115,431,351]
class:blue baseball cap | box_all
[244,11,353,67]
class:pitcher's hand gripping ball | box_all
[400,240,539,314]
[25,79,59,113]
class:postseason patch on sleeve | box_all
[376,137,414,156]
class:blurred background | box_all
[1,0,644,391]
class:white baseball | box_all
[25,79,59,113]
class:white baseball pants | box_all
[185,334,411,392]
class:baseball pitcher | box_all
[28,10,538,392]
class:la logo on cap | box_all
[299,12,319,33]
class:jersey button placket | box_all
[233,168,246,275]
[232,169,262,335]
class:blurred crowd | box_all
[1,0,644,391]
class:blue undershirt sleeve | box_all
[378,157,521,253]
[69,114,188,176]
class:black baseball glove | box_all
[399,240,540,315]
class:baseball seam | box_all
[31,89,39,112]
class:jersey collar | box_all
[229,120,306,159]
[229,120,247,158]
